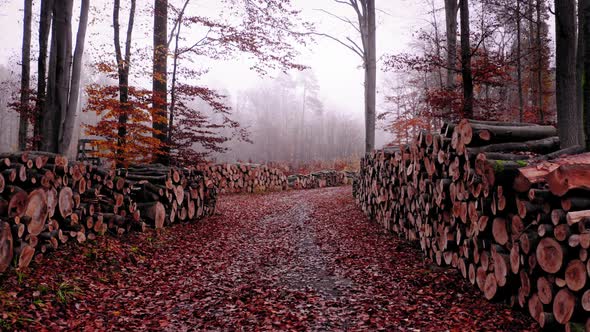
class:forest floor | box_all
[0,186,538,331]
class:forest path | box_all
[1,187,537,331]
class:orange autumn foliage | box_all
[84,84,166,167]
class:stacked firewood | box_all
[288,170,352,190]
[0,152,216,274]
[120,164,216,228]
[354,119,590,330]
[197,163,288,194]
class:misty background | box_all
[0,0,556,163]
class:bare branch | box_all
[314,8,360,33]
[311,32,364,59]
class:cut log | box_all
[567,210,590,226]
[17,244,34,270]
[7,187,28,218]
[565,259,587,291]
[537,276,555,305]
[492,217,509,245]
[58,187,73,218]
[528,293,543,323]
[137,202,166,229]
[0,221,13,273]
[484,273,498,300]
[24,189,48,236]
[553,288,576,324]
[467,136,560,155]
[582,289,590,312]
[547,163,590,197]
[536,237,565,274]
[460,120,557,146]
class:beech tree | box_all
[444,0,458,98]
[39,0,89,155]
[17,0,32,150]
[84,0,161,166]
[153,0,168,164]
[459,0,473,119]
[555,0,582,148]
[317,0,376,153]
[582,0,590,149]
[34,0,53,150]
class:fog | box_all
[0,0,430,161]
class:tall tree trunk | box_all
[459,0,473,118]
[153,0,168,164]
[445,0,458,115]
[555,0,582,147]
[516,0,524,122]
[578,0,585,135]
[365,0,376,153]
[59,0,89,156]
[34,0,53,150]
[429,0,444,89]
[113,0,136,167]
[536,0,544,122]
[583,0,590,149]
[167,0,190,160]
[41,0,73,153]
[18,0,32,151]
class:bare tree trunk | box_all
[18,0,32,151]
[555,0,582,147]
[536,0,544,122]
[300,85,306,160]
[582,0,590,149]
[168,0,190,163]
[153,0,168,164]
[429,0,444,89]
[59,0,89,156]
[113,0,136,166]
[41,0,73,153]
[516,0,524,122]
[577,0,585,133]
[445,0,458,114]
[459,0,473,119]
[34,0,53,150]
[365,0,376,153]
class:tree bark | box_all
[153,0,169,163]
[516,0,524,122]
[536,0,544,122]
[34,0,54,151]
[58,0,89,156]
[583,0,590,149]
[41,0,73,153]
[555,0,583,148]
[445,0,458,95]
[459,0,473,119]
[364,0,376,153]
[113,0,136,166]
[18,0,32,151]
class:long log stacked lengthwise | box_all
[288,170,353,190]
[354,119,590,330]
[0,152,217,274]
[197,163,288,194]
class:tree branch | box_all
[311,32,364,59]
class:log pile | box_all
[0,152,217,274]
[288,170,352,190]
[354,119,590,330]
[196,163,288,194]
[119,164,217,229]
